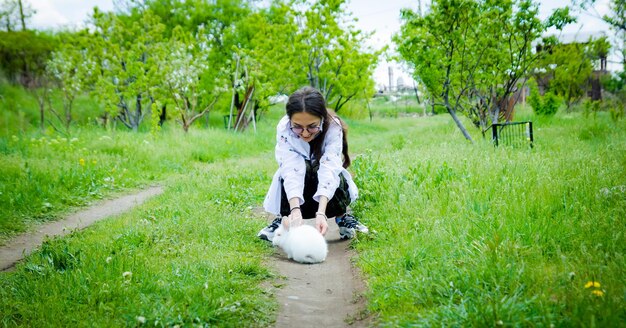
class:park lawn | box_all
[1,100,624,326]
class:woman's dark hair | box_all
[286,86,351,168]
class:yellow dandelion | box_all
[79,158,85,166]
[592,290,604,297]
[585,281,601,288]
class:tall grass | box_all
[350,109,626,326]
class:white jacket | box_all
[263,115,358,215]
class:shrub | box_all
[529,81,560,116]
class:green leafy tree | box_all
[543,40,592,111]
[86,8,167,131]
[134,0,258,130]
[534,36,611,111]
[239,2,301,103]
[395,0,569,141]
[116,0,378,131]
[292,0,379,113]
[470,0,546,128]
[222,2,293,131]
[395,0,481,141]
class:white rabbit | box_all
[272,223,328,264]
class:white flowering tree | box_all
[45,42,95,135]
[161,26,228,132]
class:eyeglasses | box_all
[290,118,323,135]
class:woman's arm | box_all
[285,197,304,228]
[275,116,307,207]
[315,196,329,235]
[313,119,344,202]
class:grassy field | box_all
[1,84,625,326]
[351,111,626,326]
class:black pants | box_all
[280,160,351,219]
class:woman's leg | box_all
[280,160,352,218]
[280,160,323,218]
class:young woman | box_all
[258,86,368,241]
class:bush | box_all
[0,31,56,87]
[542,92,560,116]
[529,81,560,116]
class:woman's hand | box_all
[286,208,303,228]
[315,212,328,235]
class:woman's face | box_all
[289,112,323,143]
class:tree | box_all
[106,0,379,132]
[576,0,626,69]
[86,8,167,131]
[0,0,34,31]
[395,0,570,141]
[534,36,611,110]
[160,26,228,132]
[44,38,95,135]
[291,0,379,113]
[240,2,301,98]
[135,0,259,130]
[466,0,548,130]
[395,0,481,141]
[0,30,55,86]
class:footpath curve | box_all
[0,186,164,271]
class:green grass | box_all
[1,155,279,326]
[0,89,421,326]
[350,109,626,326]
[339,94,425,119]
[1,85,625,326]
[0,126,276,244]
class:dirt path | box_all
[269,219,369,327]
[0,186,164,271]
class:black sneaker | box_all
[336,214,368,240]
[257,216,282,241]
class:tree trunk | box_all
[447,107,473,143]
[18,0,26,30]
[38,98,44,132]
[159,104,167,126]
[234,86,254,131]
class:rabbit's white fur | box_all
[272,223,328,264]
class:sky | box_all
[27,0,615,88]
